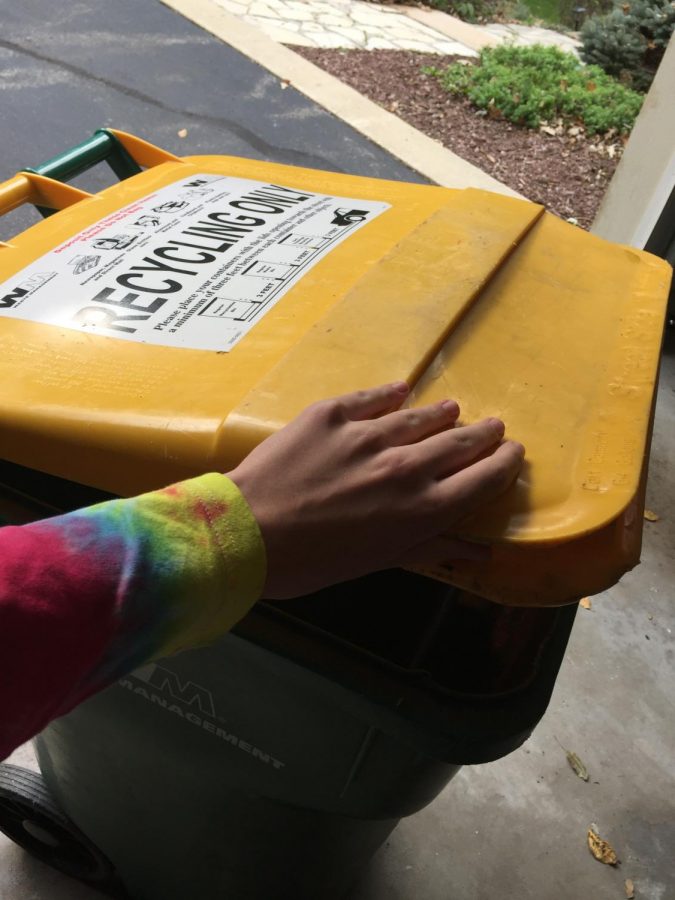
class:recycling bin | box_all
[0,456,579,900]
[0,130,670,899]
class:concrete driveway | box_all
[0,1,674,898]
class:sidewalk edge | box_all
[404,7,500,51]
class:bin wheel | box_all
[0,763,115,886]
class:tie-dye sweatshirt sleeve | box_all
[0,473,266,760]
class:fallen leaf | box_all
[540,125,558,136]
[177,128,188,138]
[586,81,597,91]
[643,509,660,522]
[566,750,589,781]
[625,878,635,899]
[580,597,592,610]
[555,737,590,780]
[279,78,291,90]
[588,825,619,865]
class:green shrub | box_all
[538,0,615,28]
[427,44,644,134]
[580,0,675,92]
[512,0,536,22]
[364,0,503,23]
[426,0,479,22]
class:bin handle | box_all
[22,128,182,190]
[0,129,182,241]
[23,129,144,185]
[0,173,94,234]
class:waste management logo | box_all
[119,664,285,770]
[0,272,55,309]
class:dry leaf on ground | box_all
[580,597,592,610]
[625,878,635,898]
[643,509,660,522]
[555,738,590,781]
[177,128,188,138]
[566,751,589,781]
[588,825,619,865]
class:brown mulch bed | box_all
[291,48,622,229]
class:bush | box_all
[363,0,508,24]
[428,0,480,22]
[580,0,675,91]
[427,44,644,134]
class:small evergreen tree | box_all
[581,0,675,91]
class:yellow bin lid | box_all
[0,130,671,606]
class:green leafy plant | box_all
[426,44,644,134]
[512,0,537,22]
[580,0,675,91]
[449,0,479,21]
[365,0,499,23]
[516,0,613,28]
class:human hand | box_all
[228,382,524,599]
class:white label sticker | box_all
[0,174,389,351]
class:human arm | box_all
[0,474,265,760]
[0,382,524,759]
[230,381,524,597]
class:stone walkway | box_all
[213,0,581,56]
[483,21,581,55]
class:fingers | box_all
[377,399,460,446]
[435,440,525,522]
[333,381,411,421]
[409,416,507,475]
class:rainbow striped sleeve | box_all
[0,474,266,760]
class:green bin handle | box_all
[22,129,142,217]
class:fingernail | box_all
[441,399,460,416]
[392,381,410,394]
[488,417,505,437]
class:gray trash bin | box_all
[0,457,577,900]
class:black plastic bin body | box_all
[0,460,577,899]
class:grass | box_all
[520,0,565,22]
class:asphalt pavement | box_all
[0,0,424,242]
